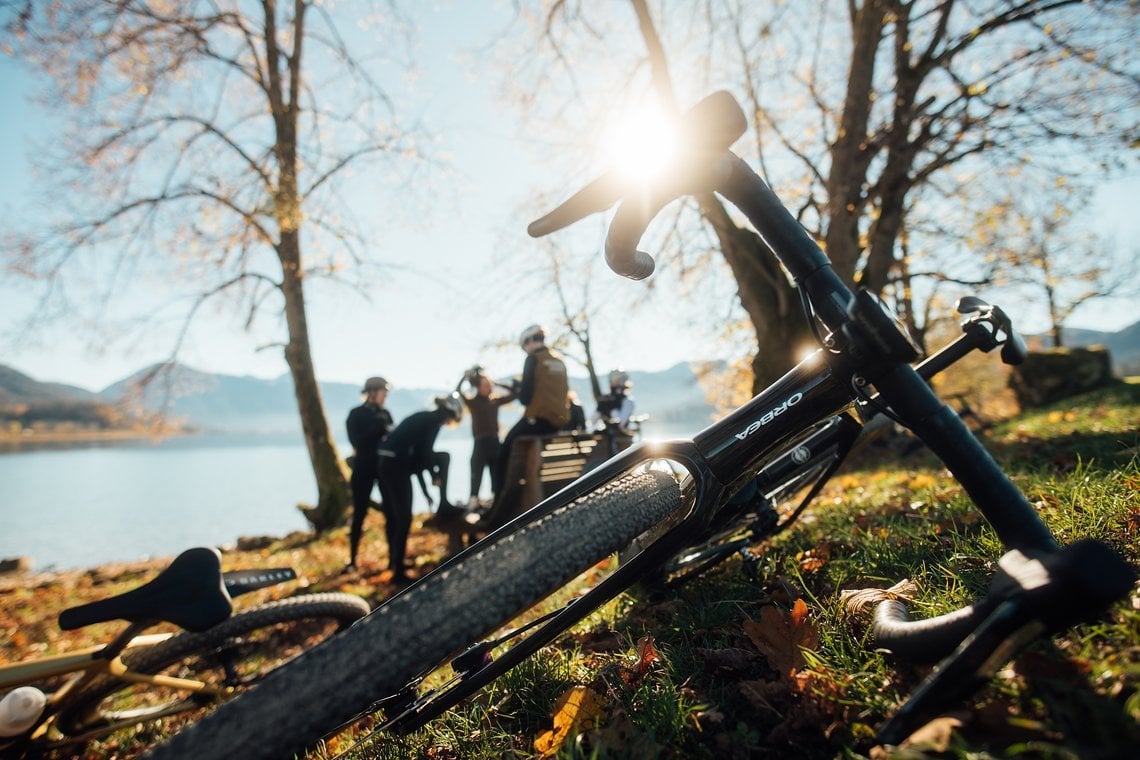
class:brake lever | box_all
[955,296,1028,366]
[528,90,748,242]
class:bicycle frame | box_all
[0,629,225,744]
[1,552,315,747]
[380,100,1065,733]
[136,92,1132,758]
[381,349,939,731]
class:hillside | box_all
[0,365,97,404]
[4,315,1136,437]
[1029,318,1140,375]
[0,365,146,438]
[1,361,717,437]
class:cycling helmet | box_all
[435,393,464,421]
[361,376,391,393]
[519,324,546,348]
[463,364,485,385]
[609,369,631,389]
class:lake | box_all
[0,423,698,571]
[0,430,477,572]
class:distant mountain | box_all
[0,365,97,404]
[96,365,450,434]
[1027,319,1140,376]
[1,365,127,433]
[96,361,717,434]
[0,360,718,435]
[11,316,1131,435]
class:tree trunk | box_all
[630,0,810,394]
[824,0,888,285]
[700,199,812,394]
[279,232,350,532]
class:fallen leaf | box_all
[695,647,759,672]
[839,579,918,623]
[742,599,819,679]
[908,473,937,490]
[739,679,785,716]
[533,685,606,757]
[900,715,963,751]
[621,635,662,687]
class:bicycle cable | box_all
[849,375,908,428]
[798,284,839,354]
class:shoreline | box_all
[0,529,313,593]
[0,428,190,446]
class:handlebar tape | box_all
[873,539,1135,664]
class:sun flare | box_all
[602,105,680,182]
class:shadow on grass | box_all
[983,429,1139,470]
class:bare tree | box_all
[4,1,428,531]
[512,234,609,402]
[973,183,1138,347]
[506,0,1136,391]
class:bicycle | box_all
[0,546,369,754]
[143,91,1135,758]
[636,294,1029,591]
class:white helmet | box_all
[609,369,631,389]
[519,323,546,348]
[435,393,464,421]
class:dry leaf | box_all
[739,679,784,716]
[533,685,606,757]
[695,647,759,673]
[620,635,662,687]
[839,579,919,622]
[900,715,963,751]
[742,599,819,679]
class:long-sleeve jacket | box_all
[380,409,448,472]
[346,402,394,472]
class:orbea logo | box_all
[734,392,804,440]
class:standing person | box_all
[345,376,394,574]
[373,394,464,584]
[491,324,570,497]
[457,366,516,508]
[592,369,636,430]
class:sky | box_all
[0,2,722,393]
[1,3,1137,395]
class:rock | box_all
[0,556,32,574]
[236,535,277,551]
[1008,346,1114,409]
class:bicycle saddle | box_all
[58,547,233,633]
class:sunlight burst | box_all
[602,105,680,182]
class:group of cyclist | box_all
[345,323,637,583]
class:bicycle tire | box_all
[144,467,682,759]
[56,592,370,737]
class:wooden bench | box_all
[435,431,633,551]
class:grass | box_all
[334,380,1137,760]
[2,380,1137,758]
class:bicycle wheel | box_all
[56,592,370,737]
[144,467,682,759]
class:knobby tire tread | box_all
[58,593,370,735]
[145,468,681,759]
